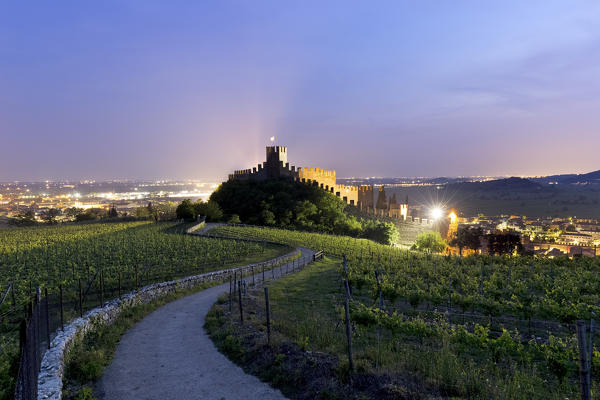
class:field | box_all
[0,221,290,400]
[209,225,600,399]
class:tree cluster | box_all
[413,231,447,253]
[450,225,524,255]
[176,199,223,222]
[205,178,399,245]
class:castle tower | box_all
[358,185,374,210]
[264,146,288,178]
[376,185,387,210]
[266,146,287,166]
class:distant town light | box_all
[270,136,275,142]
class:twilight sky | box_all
[1,1,600,181]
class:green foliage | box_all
[450,225,483,251]
[176,199,195,220]
[194,200,224,222]
[362,220,398,245]
[210,178,352,233]
[413,231,447,253]
[41,208,61,224]
[65,207,84,219]
[227,214,241,224]
[107,205,118,218]
[209,178,398,244]
[212,225,600,323]
[206,252,584,399]
[487,232,523,255]
[75,208,103,222]
[74,387,97,400]
[176,199,223,222]
[0,344,18,400]
[134,206,151,218]
[8,211,36,226]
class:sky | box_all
[1,1,600,181]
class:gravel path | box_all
[98,244,315,400]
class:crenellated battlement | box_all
[228,145,408,216]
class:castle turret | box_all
[266,146,287,166]
[376,185,387,210]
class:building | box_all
[229,145,413,220]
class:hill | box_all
[209,178,399,244]
[446,177,544,191]
[532,169,600,185]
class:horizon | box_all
[2,1,600,180]
[1,168,598,185]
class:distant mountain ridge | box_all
[446,177,544,191]
[338,170,600,187]
[532,169,600,185]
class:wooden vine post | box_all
[264,287,271,345]
[229,275,233,312]
[576,320,591,400]
[375,269,384,370]
[447,277,452,324]
[342,255,354,372]
[238,280,243,324]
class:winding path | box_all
[97,227,314,400]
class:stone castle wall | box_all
[228,146,409,217]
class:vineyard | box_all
[210,225,600,399]
[0,221,290,400]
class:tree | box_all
[260,209,276,225]
[362,220,399,245]
[487,232,523,255]
[414,231,447,254]
[41,208,61,224]
[9,211,36,226]
[65,207,84,220]
[75,208,102,222]
[107,205,118,218]
[154,202,177,221]
[228,214,241,224]
[451,225,483,255]
[176,199,195,220]
[135,206,151,218]
[294,200,318,229]
[208,177,401,244]
[193,200,223,222]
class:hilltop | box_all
[209,178,399,244]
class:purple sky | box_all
[1,1,600,181]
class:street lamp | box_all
[430,207,444,221]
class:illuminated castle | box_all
[229,145,409,220]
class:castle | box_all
[229,146,409,220]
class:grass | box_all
[207,256,591,399]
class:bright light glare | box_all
[430,207,444,220]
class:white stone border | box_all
[185,220,206,234]
[37,248,299,400]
